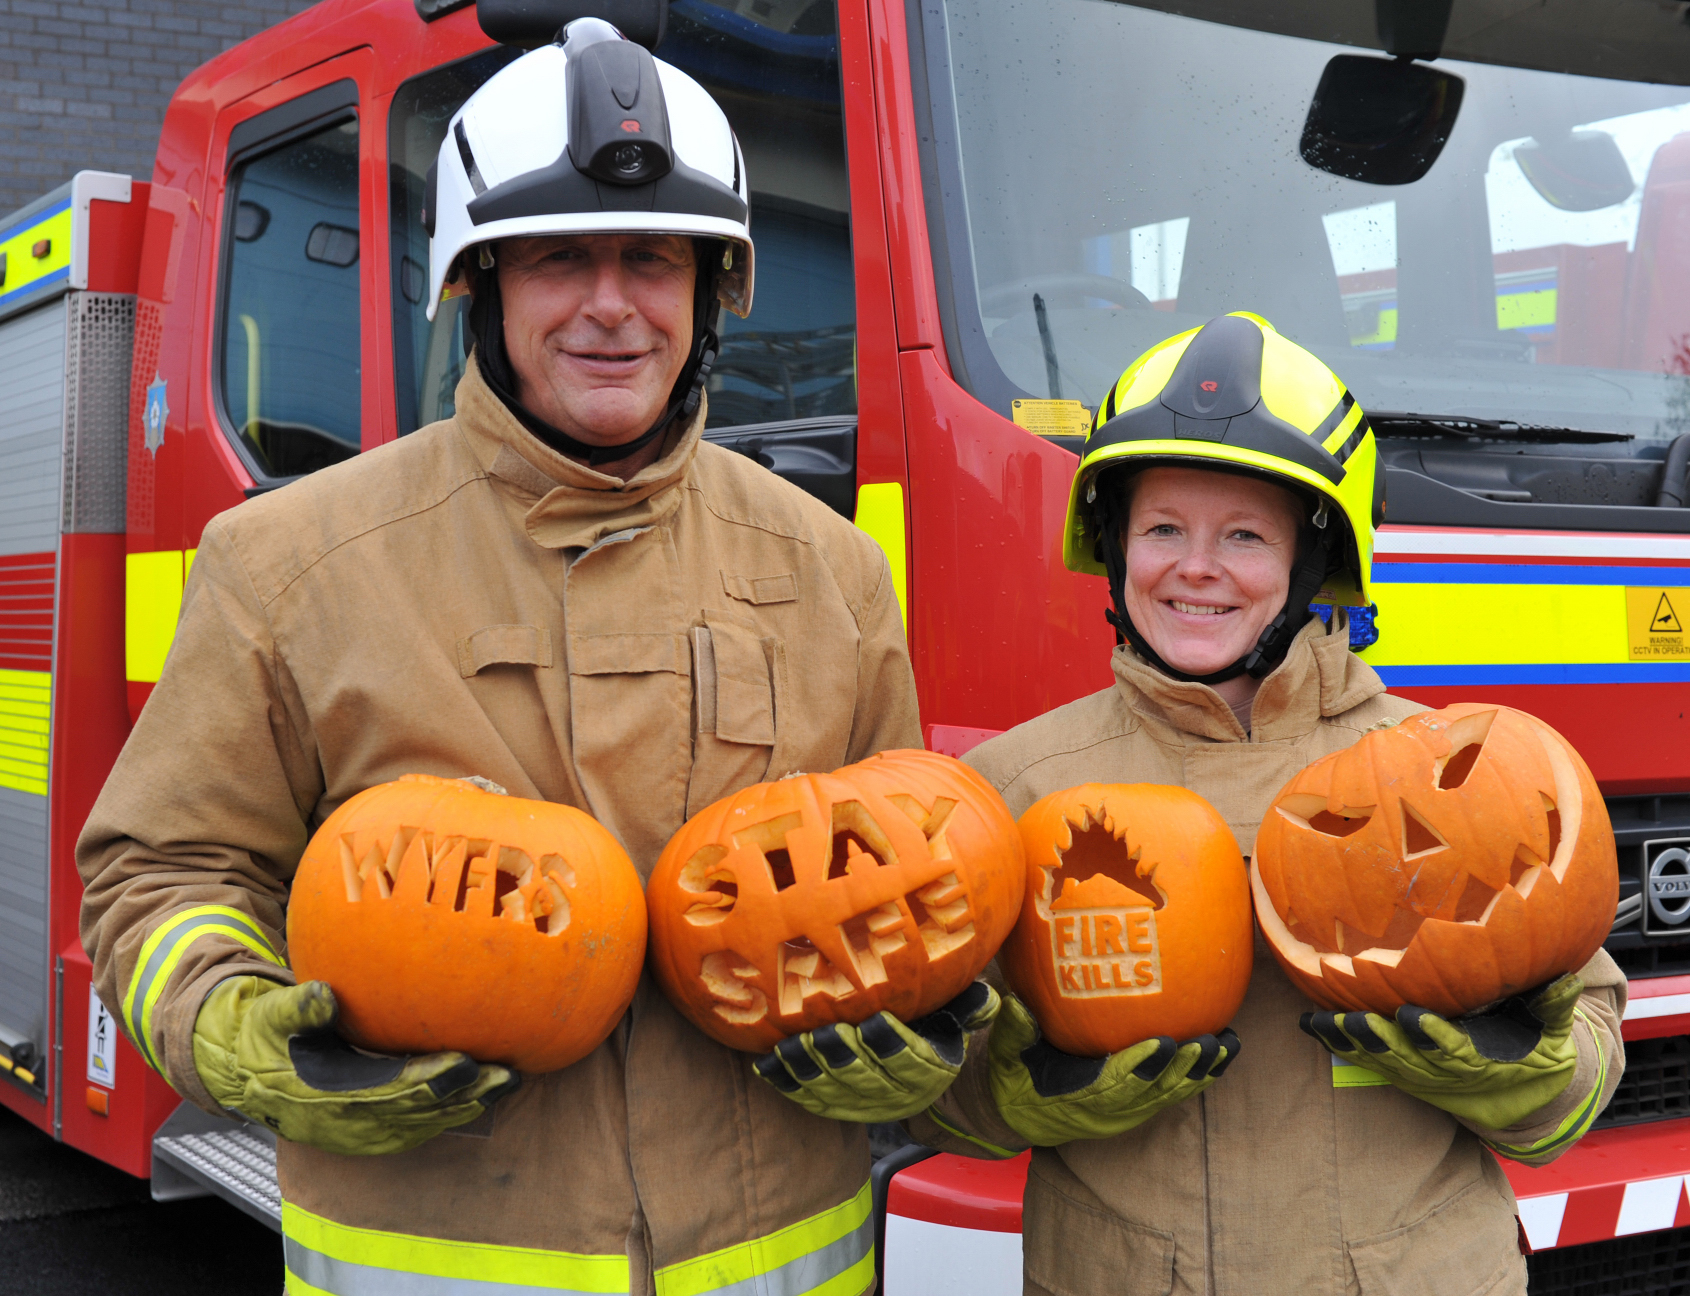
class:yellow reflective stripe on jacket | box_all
[1483,1012,1607,1164]
[925,1103,1020,1158]
[121,905,283,1072]
[282,1202,630,1295]
[1329,1052,1391,1088]
[654,1180,873,1296]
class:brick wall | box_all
[0,0,324,215]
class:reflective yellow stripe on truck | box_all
[0,667,50,795]
[125,548,195,683]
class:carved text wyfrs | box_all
[1051,906,1161,997]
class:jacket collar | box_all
[451,353,707,551]
[1111,611,1386,744]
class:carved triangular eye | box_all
[1401,802,1448,858]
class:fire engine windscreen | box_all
[388,1,856,438]
[220,117,362,479]
[936,0,1690,450]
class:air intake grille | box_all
[1527,1224,1690,1294]
[1612,943,1690,978]
[1594,1036,1690,1130]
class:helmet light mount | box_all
[565,24,675,187]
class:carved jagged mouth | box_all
[338,829,574,935]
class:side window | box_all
[388,2,855,435]
[219,91,362,481]
[664,2,856,428]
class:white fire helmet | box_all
[424,17,754,322]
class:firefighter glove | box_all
[753,981,1000,1122]
[988,993,1239,1146]
[192,976,519,1156]
[1299,973,1584,1131]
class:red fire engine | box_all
[1,0,1689,1289]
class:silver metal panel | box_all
[0,783,48,1053]
[62,292,132,534]
[152,1101,282,1231]
[0,299,66,558]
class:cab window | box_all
[388,0,856,435]
[218,96,362,481]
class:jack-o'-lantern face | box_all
[646,750,1024,1051]
[1253,703,1617,1016]
[998,783,1253,1057]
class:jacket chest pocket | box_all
[688,613,785,817]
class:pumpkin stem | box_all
[458,775,509,796]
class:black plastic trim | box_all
[467,153,746,225]
[414,0,474,19]
[1384,467,1690,533]
[702,416,857,518]
[871,1143,938,1286]
[228,79,358,163]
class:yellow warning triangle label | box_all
[1654,592,1684,633]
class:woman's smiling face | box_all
[1118,465,1304,677]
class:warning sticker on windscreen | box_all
[1627,588,1690,660]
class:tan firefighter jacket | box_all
[77,357,921,1296]
[909,615,1625,1296]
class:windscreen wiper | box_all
[1368,410,1633,444]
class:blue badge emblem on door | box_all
[143,375,168,455]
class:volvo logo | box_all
[1649,846,1690,926]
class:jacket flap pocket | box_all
[721,570,798,606]
[708,619,775,747]
[1347,1180,1522,1295]
[457,624,552,678]
[569,633,687,676]
[1023,1165,1173,1296]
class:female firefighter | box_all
[897,312,1626,1295]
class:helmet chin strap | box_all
[1094,480,1336,686]
[464,244,721,471]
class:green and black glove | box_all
[754,981,1000,1122]
[193,976,519,1156]
[988,994,1239,1146]
[1299,973,1587,1131]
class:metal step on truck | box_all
[4,0,1690,1290]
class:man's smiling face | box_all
[495,232,697,450]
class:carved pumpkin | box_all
[646,750,1025,1052]
[288,774,646,1073]
[1253,703,1617,1017]
[998,783,1253,1057]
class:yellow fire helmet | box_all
[1063,311,1383,682]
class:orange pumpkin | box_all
[646,749,1025,1051]
[287,774,646,1072]
[998,783,1253,1057]
[1253,703,1617,1017]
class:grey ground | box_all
[0,1103,281,1294]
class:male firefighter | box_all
[78,21,985,1294]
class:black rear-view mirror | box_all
[476,0,667,50]
[1514,131,1635,212]
[1300,55,1465,186]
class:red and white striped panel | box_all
[1623,974,1690,1042]
[883,1153,1024,1295]
[1508,1122,1690,1250]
